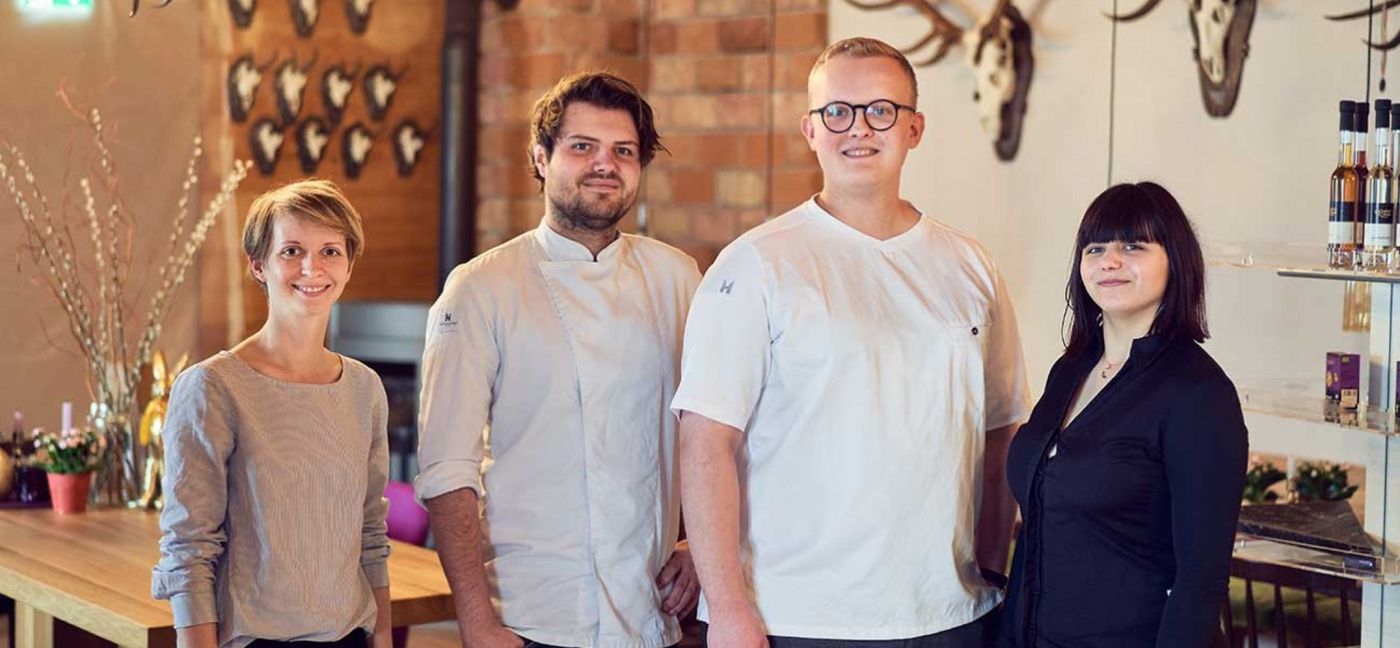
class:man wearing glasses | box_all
[672,38,1030,648]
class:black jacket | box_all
[999,334,1248,647]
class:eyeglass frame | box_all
[807,100,919,134]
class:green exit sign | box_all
[21,0,93,10]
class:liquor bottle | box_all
[1331,101,1359,268]
[1366,98,1395,270]
[1390,101,1400,261]
[9,411,21,461]
[1355,103,1371,268]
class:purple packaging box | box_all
[1327,352,1360,409]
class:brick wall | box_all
[476,0,826,270]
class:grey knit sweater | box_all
[152,351,390,648]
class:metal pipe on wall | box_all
[439,0,482,288]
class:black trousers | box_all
[247,629,368,648]
[701,609,1000,648]
[518,636,680,648]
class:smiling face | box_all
[250,214,353,319]
[803,55,924,193]
[534,101,642,233]
[1079,239,1169,324]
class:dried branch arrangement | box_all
[0,104,250,504]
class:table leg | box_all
[14,601,53,648]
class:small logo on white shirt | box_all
[438,311,459,333]
[719,280,735,294]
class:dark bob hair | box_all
[527,71,667,187]
[1064,181,1209,358]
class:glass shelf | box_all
[1239,387,1398,437]
[1234,534,1400,585]
[1209,241,1400,284]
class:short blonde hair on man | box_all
[809,37,919,105]
[241,179,365,284]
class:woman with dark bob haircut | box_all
[998,182,1247,647]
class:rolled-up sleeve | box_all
[151,366,235,628]
[415,265,498,502]
[361,379,391,588]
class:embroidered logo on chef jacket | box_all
[438,311,459,333]
[719,280,735,294]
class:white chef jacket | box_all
[416,221,701,648]
[671,198,1031,640]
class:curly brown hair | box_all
[527,71,666,187]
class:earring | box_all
[1095,312,1103,327]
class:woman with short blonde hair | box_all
[153,179,391,648]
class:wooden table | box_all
[0,507,455,648]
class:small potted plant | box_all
[1293,461,1360,502]
[32,426,104,514]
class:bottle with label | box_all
[1366,98,1395,271]
[1355,102,1371,268]
[1331,100,1359,268]
[1355,102,1366,267]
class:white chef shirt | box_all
[416,221,700,648]
[671,198,1031,640]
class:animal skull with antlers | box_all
[846,0,1035,161]
[227,53,275,123]
[275,50,319,125]
[321,64,359,127]
[1108,0,1257,117]
[343,123,375,179]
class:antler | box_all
[977,0,1012,40]
[845,0,967,66]
[129,0,175,18]
[1328,0,1400,21]
[1328,1,1400,50]
[1103,0,1163,22]
[301,46,321,71]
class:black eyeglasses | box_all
[808,100,917,133]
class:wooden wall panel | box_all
[199,0,443,356]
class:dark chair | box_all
[1221,557,1361,648]
[384,480,432,648]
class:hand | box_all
[371,629,393,648]
[705,606,768,648]
[462,622,525,648]
[656,540,700,616]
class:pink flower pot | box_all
[46,472,92,514]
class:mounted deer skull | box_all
[228,52,276,124]
[228,0,255,28]
[297,117,332,173]
[250,118,285,175]
[275,49,319,125]
[1107,0,1258,117]
[289,0,319,38]
[393,119,430,177]
[845,0,1034,161]
[321,64,359,127]
[364,64,405,122]
[343,123,374,179]
[345,0,373,34]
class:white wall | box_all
[0,1,203,431]
[830,0,1377,396]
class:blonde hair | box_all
[809,37,919,105]
[241,179,365,285]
